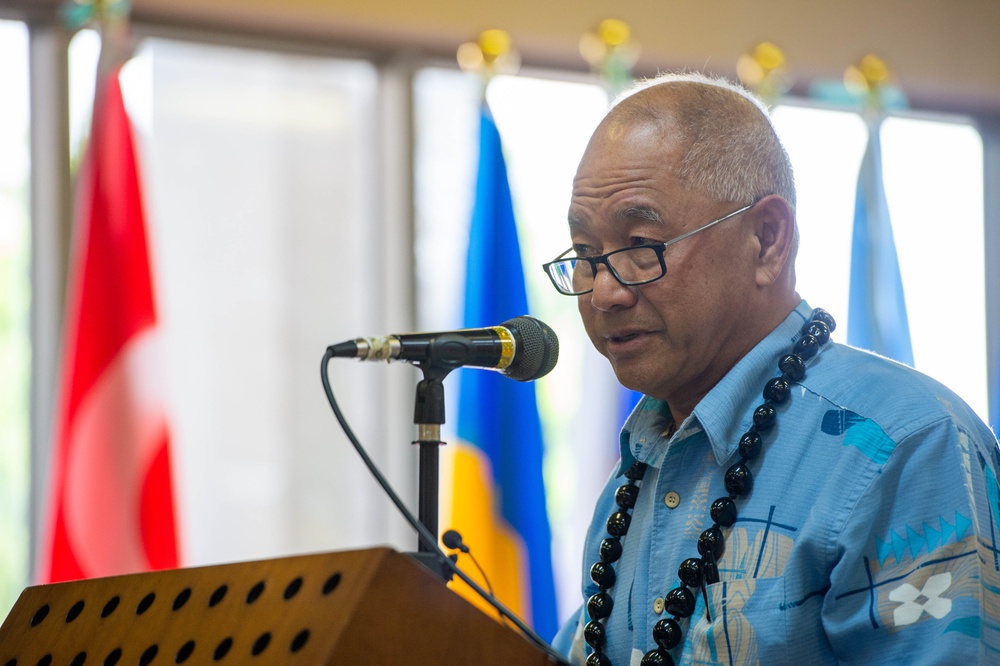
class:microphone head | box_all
[501,316,560,382]
[442,529,469,552]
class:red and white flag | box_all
[40,64,180,582]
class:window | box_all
[0,18,31,619]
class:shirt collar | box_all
[617,300,814,474]
[616,397,673,475]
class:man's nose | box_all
[588,265,638,311]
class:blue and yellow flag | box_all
[847,117,914,365]
[444,103,557,639]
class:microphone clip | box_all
[413,364,450,427]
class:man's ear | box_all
[751,195,796,288]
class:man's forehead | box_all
[578,107,688,177]
[591,112,674,147]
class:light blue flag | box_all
[450,103,558,639]
[848,117,914,365]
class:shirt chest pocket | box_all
[682,577,790,666]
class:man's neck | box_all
[664,294,801,431]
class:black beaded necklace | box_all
[583,308,836,666]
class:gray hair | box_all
[610,72,797,211]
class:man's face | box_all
[569,117,761,411]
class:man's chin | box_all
[610,367,653,397]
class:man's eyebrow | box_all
[621,206,663,224]
[567,206,664,229]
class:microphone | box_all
[441,529,470,553]
[327,316,559,382]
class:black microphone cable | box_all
[320,350,569,665]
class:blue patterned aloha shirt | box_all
[555,300,1000,665]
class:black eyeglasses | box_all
[541,202,755,295]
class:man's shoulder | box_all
[800,341,991,445]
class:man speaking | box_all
[546,73,1000,665]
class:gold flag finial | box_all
[457,29,521,86]
[844,53,892,110]
[808,53,906,111]
[580,19,640,99]
[736,41,791,106]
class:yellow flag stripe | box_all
[440,442,532,623]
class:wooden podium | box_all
[0,547,562,665]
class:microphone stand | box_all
[409,362,453,580]
[321,348,567,663]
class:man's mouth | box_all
[606,329,650,344]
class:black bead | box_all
[778,354,805,381]
[664,587,695,618]
[615,483,639,509]
[697,526,725,560]
[584,620,606,649]
[587,652,612,666]
[624,461,648,480]
[590,561,616,588]
[587,591,613,620]
[710,497,738,527]
[724,462,754,497]
[641,648,675,666]
[793,333,819,359]
[738,431,762,459]
[607,511,631,537]
[652,618,683,650]
[677,558,704,587]
[763,377,790,403]
[805,320,831,346]
[600,538,623,563]
[811,308,836,332]
[752,403,776,430]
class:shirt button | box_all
[653,597,665,614]
[664,491,681,509]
